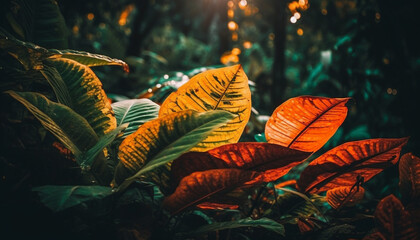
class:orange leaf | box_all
[171,142,311,188]
[265,96,350,152]
[159,65,251,151]
[163,169,259,214]
[374,195,419,240]
[297,138,408,193]
[326,186,365,209]
[399,153,420,203]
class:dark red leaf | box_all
[298,138,408,193]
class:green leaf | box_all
[48,50,128,72]
[114,110,235,190]
[112,99,160,139]
[40,64,73,107]
[46,57,117,136]
[80,123,129,168]
[33,185,113,212]
[178,217,285,237]
[0,38,48,70]
[6,91,98,158]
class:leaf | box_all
[275,188,325,219]
[48,50,129,72]
[0,38,47,70]
[399,153,420,203]
[33,185,113,212]
[265,96,350,152]
[163,169,260,214]
[171,142,311,187]
[80,123,129,168]
[112,99,160,139]
[159,64,251,151]
[40,64,73,107]
[374,195,419,240]
[326,186,365,209]
[114,110,235,187]
[297,138,409,193]
[46,57,116,136]
[6,91,98,158]
[178,217,284,237]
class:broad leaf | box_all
[265,96,350,152]
[48,50,129,71]
[297,138,408,193]
[326,186,365,209]
[171,142,311,187]
[33,185,113,212]
[159,64,251,151]
[114,110,235,187]
[40,64,73,107]
[6,91,98,158]
[0,38,47,70]
[163,169,259,214]
[374,195,419,240]
[399,153,420,203]
[112,99,160,139]
[178,217,285,237]
[46,57,116,136]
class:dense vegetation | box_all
[1,0,419,239]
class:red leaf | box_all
[163,169,259,214]
[374,195,419,240]
[326,186,365,209]
[297,138,408,193]
[399,153,420,203]
[265,96,350,152]
[171,142,310,188]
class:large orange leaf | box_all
[159,65,251,151]
[399,153,420,203]
[265,96,350,152]
[374,195,419,240]
[171,142,310,187]
[163,169,259,214]
[297,138,408,193]
[326,186,365,209]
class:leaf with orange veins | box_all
[265,96,350,152]
[399,152,420,203]
[170,142,310,188]
[297,137,409,193]
[159,65,251,152]
[163,169,259,214]
[326,186,365,209]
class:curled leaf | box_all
[326,186,365,209]
[265,96,350,152]
[159,64,251,151]
[298,138,409,193]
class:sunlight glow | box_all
[290,16,297,23]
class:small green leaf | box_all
[178,217,285,237]
[33,185,113,212]
[6,91,98,158]
[112,99,160,139]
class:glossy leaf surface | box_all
[326,186,365,209]
[374,195,419,240]
[112,99,160,139]
[48,50,129,71]
[171,142,311,186]
[399,153,420,203]
[46,57,116,136]
[163,169,259,214]
[114,110,235,186]
[6,91,98,158]
[178,217,285,237]
[33,185,113,212]
[298,138,408,193]
[265,96,350,152]
[159,64,251,151]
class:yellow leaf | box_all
[159,65,251,151]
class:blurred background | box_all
[55,0,420,154]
